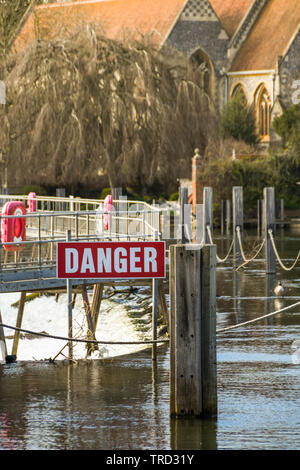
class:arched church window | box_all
[190,49,214,98]
[231,83,247,104]
[255,84,271,138]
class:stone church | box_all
[12,0,300,144]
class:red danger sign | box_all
[57,241,166,279]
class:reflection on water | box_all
[0,232,300,450]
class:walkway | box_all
[0,194,161,293]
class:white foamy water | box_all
[0,291,150,362]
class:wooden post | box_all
[112,187,122,237]
[280,198,284,229]
[91,283,104,331]
[11,291,26,358]
[178,187,188,243]
[220,200,226,235]
[169,244,217,418]
[257,199,262,237]
[152,230,159,360]
[158,280,169,332]
[119,195,127,238]
[201,245,217,416]
[0,311,8,363]
[66,230,73,362]
[226,199,231,235]
[169,244,177,416]
[195,204,204,244]
[56,188,66,211]
[263,187,276,274]
[152,276,158,361]
[81,285,98,356]
[232,186,243,267]
[203,187,213,244]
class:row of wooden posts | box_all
[180,185,280,273]
[220,197,284,237]
[169,185,284,417]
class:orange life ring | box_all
[1,201,26,252]
[103,195,113,230]
[27,192,37,212]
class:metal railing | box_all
[0,194,162,273]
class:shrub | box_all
[169,192,179,201]
[221,94,258,145]
[273,104,300,153]
[21,184,47,196]
[99,188,112,200]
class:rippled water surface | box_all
[0,228,300,450]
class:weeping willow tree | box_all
[0,24,220,195]
[0,0,39,55]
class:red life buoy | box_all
[27,192,36,212]
[103,195,113,230]
[1,201,26,252]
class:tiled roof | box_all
[231,0,300,71]
[210,0,253,37]
[13,0,188,51]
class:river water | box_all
[0,227,299,450]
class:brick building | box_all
[12,0,300,143]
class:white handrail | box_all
[0,195,163,271]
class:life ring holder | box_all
[103,195,113,231]
[1,201,26,252]
[27,192,37,212]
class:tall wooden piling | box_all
[179,187,188,243]
[201,245,217,416]
[280,198,284,229]
[195,204,204,244]
[91,283,104,332]
[0,311,8,363]
[158,280,169,331]
[112,187,122,236]
[11,291,26,358]
[169,244,217,418]
[81,285,98,356]
[152,276,158,361]
[263,187,276,274]
[226,199,231,235]
[221,200,226,235]
[232,186,243,267]
[203,187,213,244]
[257,199,262,237]
[152,230,159,360]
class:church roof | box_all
[210,0,253,38]
[231,0,300,71]
[13,0,188,51]
[13,0,254,52]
